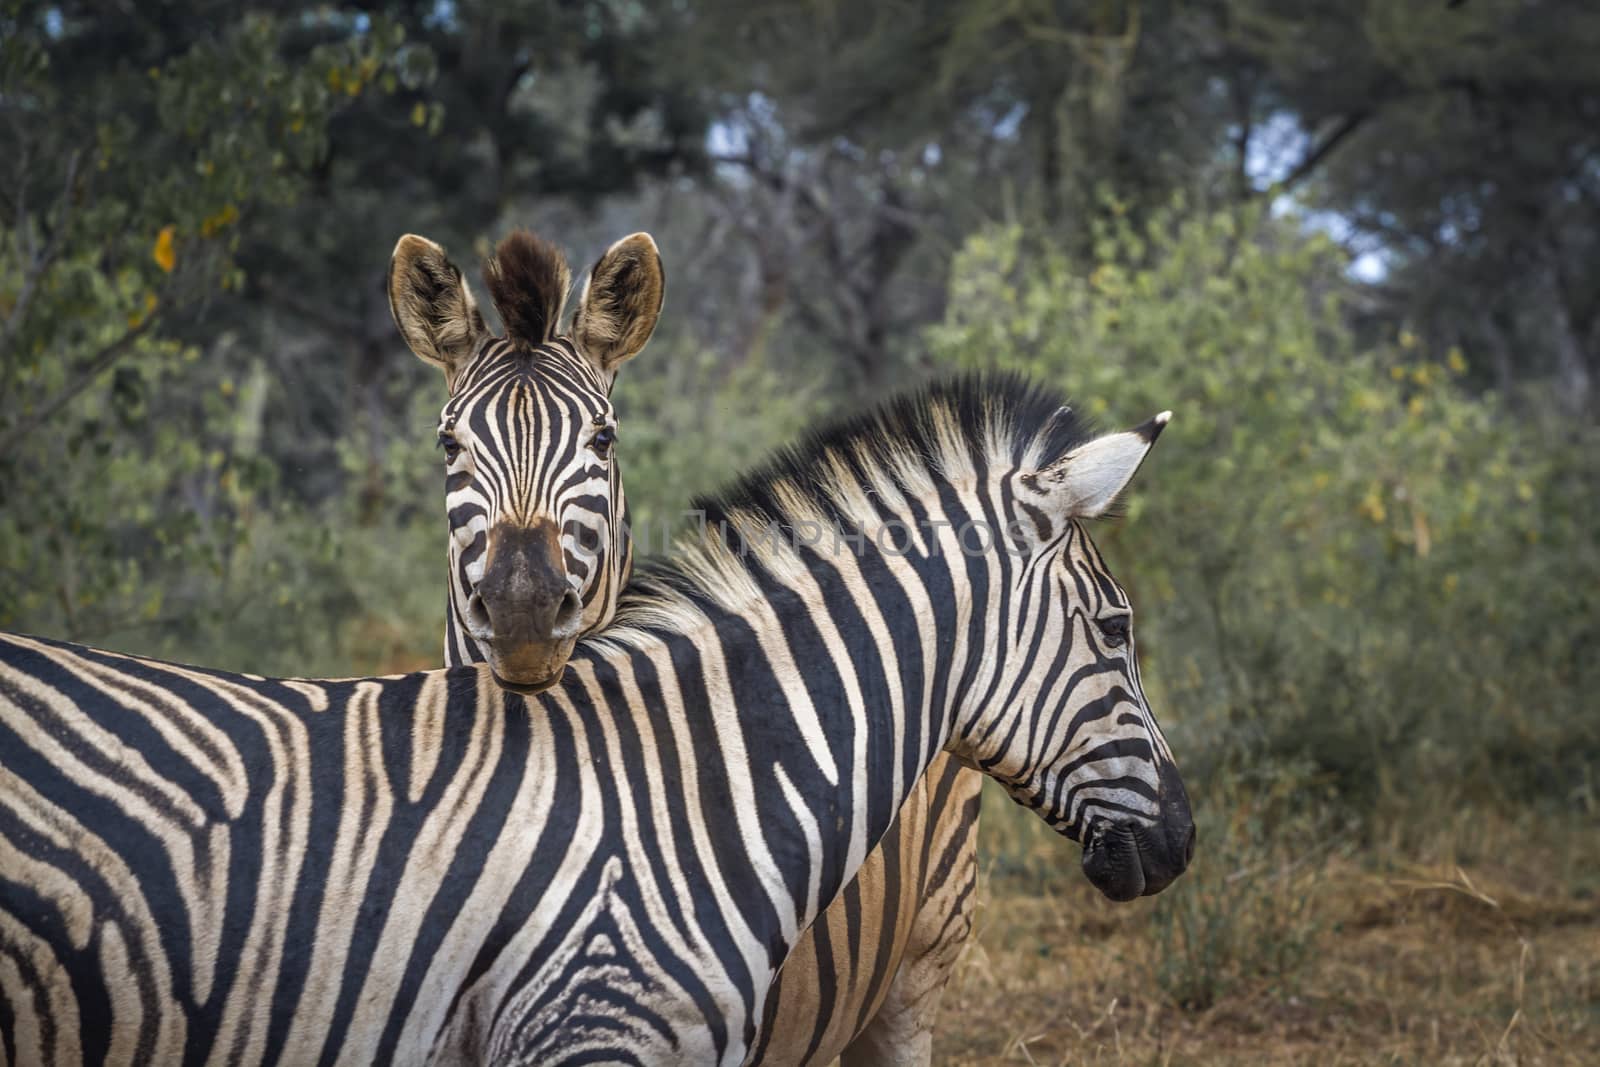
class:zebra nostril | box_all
[551,590,583,639]
[1181,821,1196,866]
[466,592,492,634]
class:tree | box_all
[1222,0,1600,413]
[0,3,416,637]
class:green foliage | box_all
[615,333,827,553]
[1224,0,1600,407]
[931,198,1600,814]
[111,383,447,678]
[0,6,419,645]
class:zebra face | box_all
[436,349,625,690]
[390,229,663,692]
[960,413,1194,901]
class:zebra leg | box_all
[838,761,981,1067]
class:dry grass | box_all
[933,791,1600,1066]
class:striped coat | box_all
[0,377,1193,1065]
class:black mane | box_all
[483,229,572,348]
[619,373,1095,613]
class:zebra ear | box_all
[388,234,488,388]
[1040,411,1171,518]
[573,233,664,377]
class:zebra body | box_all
[0,377,1192,1064]
[0,633,958,1066]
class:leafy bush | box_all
[0,10,423,654]
[930,197,1600,816]
[610,329,826,551]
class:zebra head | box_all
[956,410,1194,901]
[388,230,663,693]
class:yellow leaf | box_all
[410,101,428,127]
[200,203,239,238]
[127,290,159,329]
[1411,504,1431,557]
[1447,346,1467,374]
[152,225,177,273]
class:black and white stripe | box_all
[388,228,660,695]
[438,335,631,670]
[0,375,1192,1065]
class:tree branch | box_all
[0,148,85,364]
[708,152,831,220]
[0,313,159,456]
[1231,72,1256,202]
[1271,111,1371,195]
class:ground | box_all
[932,791,1600,1065]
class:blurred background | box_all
[2,1,1597,1061]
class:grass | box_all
[931,781,1600,1065]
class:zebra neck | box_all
[615,511,986,976]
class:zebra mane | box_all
[483,230,572,348]
[603,373,1096,637]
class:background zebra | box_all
[752,754,982,1066]
[0,376,1191,1065]
[388,227,662,693]
[392,224,985,1066]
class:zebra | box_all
[751,752,981,1065]
[393,226,984,1065]
[387,226,663,693]
[0,375,1193,1065]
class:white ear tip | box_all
[1133,410,1173,444]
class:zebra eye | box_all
[1097,615,1131,648]
[437,431,463,463]
[590,425,616,459]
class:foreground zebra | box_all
[390,226,986,1064]
[0,377,1191,1064]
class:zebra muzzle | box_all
[476,519,584,692]
[1081,810,1194,902]
[1082,822,1148,902]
